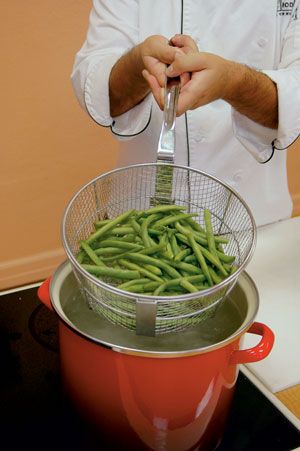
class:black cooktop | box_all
[0,285,299,451]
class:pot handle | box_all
[37,277,54,311]
[230,322,274,365]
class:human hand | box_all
[141,35,190,109]
[165,35,235,116]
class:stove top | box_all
[0,285,299,451]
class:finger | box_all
[176,91,198,116]
[154,43,185,64]
[153,43,179,64]
[142,70,164,110]
[143,56,165,87]
[166,53,206,77]
[170,34,199,52]
[180,71,191,88]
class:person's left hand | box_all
[165,35,235,116]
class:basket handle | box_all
[157,76,180,164]
[37,277,54,311]
[230,322,274,364]
[135,298,157,337]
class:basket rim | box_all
[61,162,257,303]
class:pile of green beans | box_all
[76,205,236,296]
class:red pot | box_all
[38,262,274,451]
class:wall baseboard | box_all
[0,248,66,291]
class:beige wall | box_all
[0,1,119,289]
[1,1,300,290]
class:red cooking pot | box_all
[38,261,274,451]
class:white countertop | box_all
[242,216,300,394]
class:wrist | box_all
[222,61,247,103]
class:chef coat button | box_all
[232,171,243,183]
[194,135,205,143]
[258,37,268,48]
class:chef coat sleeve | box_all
[71,0,152,139]
[231,10,300,163]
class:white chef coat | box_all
[71,0,300,227]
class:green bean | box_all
[218,243,225,253]
[204,209,219,260]
[216,250,235,263]
[204,209,227,277]
[78,204,237,293]
[80,241,106,266]
[148,228,162,237]
[153,276,207,296]
[164,275,206,289]
[183,255,198,264]
[175,222,208,245]
[165,240,174,259]
[82,264,140,280]
[181,220,228,244]
[176,232,229,277]
[187,234,213,286]
[213,235,229,244]
[86,210,135,244]
[170,233,180,257]
[118,259,164,282]
[119,234,137,242]
[179,279,199,293]
[99,244,142,262]
[107,226,135,236]
[124,253,181,279]
[118,278,150,290]
[141,213,162,247]
[154,283,168,296]
[208,267,223,285]
[95,240,143,250]
[198,244,228,277]
[184,216,206,234]
[163,259,202,275]
[130,218,141,234]
[222,262,233,272]
[143,205,186,215]
[230,265,238,275]
[138,243,166,255]
[94,218,112,229]
[143,281,161,291]
[120,284,147,293]
[153,213,198,230]
[76,250,85,263]
[154,275,206,296]
[143,264,162,276]
[158,233,172,259]
[94,247,130,256]
[174,248,191,262]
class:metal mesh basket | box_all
[61,163,256,336]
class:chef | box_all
[71,0,300,226]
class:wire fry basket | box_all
[61,163,256,336]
